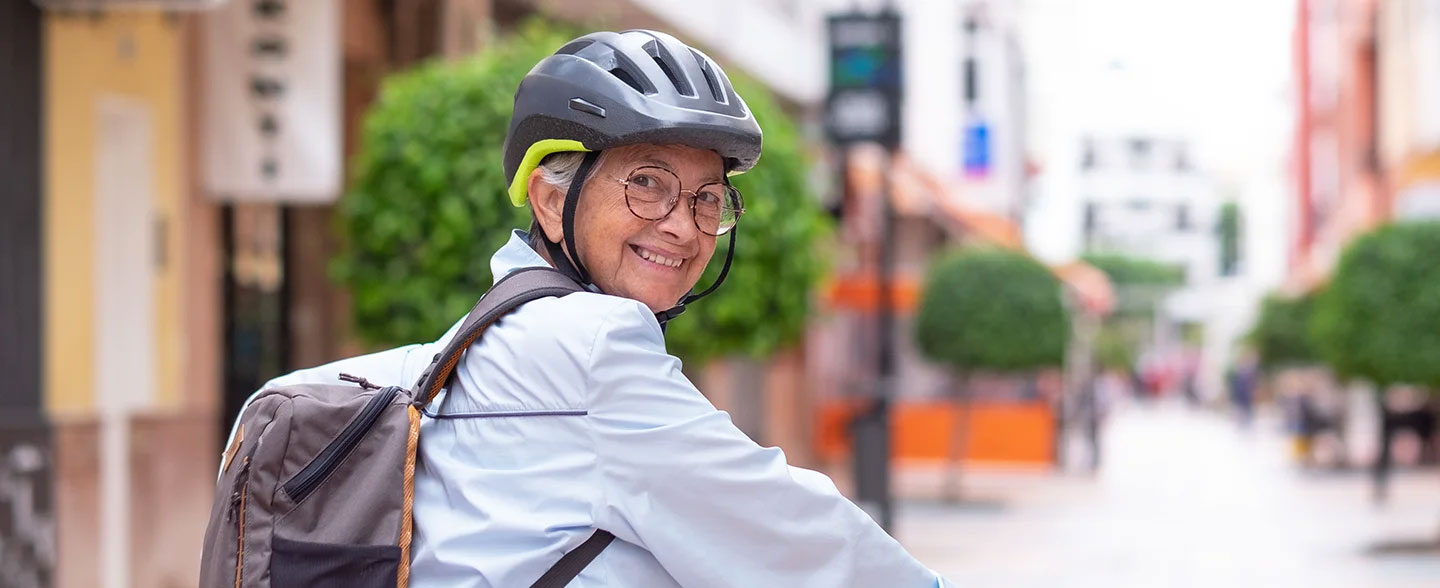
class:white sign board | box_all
[202,0,340,202]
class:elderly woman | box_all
[238,30,950,587]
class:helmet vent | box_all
[691,48,727,104]
[643,39,695,97]
[556,39,595,55]
[608,66,649,95]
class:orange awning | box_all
[830,147,1114,316]
[1052,261,1117,316]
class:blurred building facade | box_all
[1079,135,1223,327]
[1376,0,1440,220]
[896,0,1033,222]
[1079,136,1218,283]
[37,11,219,588]
[1289,0,1386,288]
[1289,0,1440,282]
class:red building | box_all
[1289,0,1387,289]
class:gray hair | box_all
[536,151,590,194]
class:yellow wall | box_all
[45,14,186,416]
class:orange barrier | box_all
[824,273,921,313]
[815,398,1056,464]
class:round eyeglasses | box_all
[612,166,745,236]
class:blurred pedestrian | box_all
[1086,368,1128,470]
[220,30,949,587]
[1227,351,1260,428]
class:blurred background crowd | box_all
[2,0,1440,586]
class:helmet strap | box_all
[541,151,601,286]
[655,223,737,329]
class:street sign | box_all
[202,0,342,202]
[963,119,990,177]
[826,12,903,148]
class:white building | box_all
[1018,0,1295,398]
[1078,135,1221,299]
[892,0,1032,220]
[1379,0,1440,220]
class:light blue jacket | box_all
[232,230,952,587]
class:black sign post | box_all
[826,11,902,533]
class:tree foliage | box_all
[1311,221,1440,389]
[334,20,830,364]
[914,247,1071,372]
[1249,291,1321,371]
[1218,201,1242,276]
[1081,253,1186,287]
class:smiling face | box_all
[529,144,724,312]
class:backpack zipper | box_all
[282,385,400,503]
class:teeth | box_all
[638,247,682,268]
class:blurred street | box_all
[895,401,1440,587]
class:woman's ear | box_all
[528,170,565,244]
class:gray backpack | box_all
[200,267,615,587]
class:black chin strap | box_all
[655,218,737,328]
[541,151,601,286]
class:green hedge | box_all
[914,247,1071,372]
[1312,221,1440,389]
[333,20,830,364]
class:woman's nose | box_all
[655,195,700,240]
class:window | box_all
[1175,204,1191,230]
[1083,202,1098,242]
[1174,149,1191,172]
[1128,138,1152,170]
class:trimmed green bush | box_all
[1249,292,1321,371]
[334,20,830,364]
[914,247,1071,372]
[1311,221,1440,389]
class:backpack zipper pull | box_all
[226,458,252,522]
[338,373,381,390]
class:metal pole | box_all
[853,149,896,532]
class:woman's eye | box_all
[631,174,657,188]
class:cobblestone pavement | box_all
[892,401,1440,587]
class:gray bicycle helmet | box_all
[501,29,763,325]
[503,29,763,206]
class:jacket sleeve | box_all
[584,301,951,588]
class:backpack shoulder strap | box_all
[411,266,613,585]
[529,530,616,588]
[412,267,582,407]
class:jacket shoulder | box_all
[474,292,662,373]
